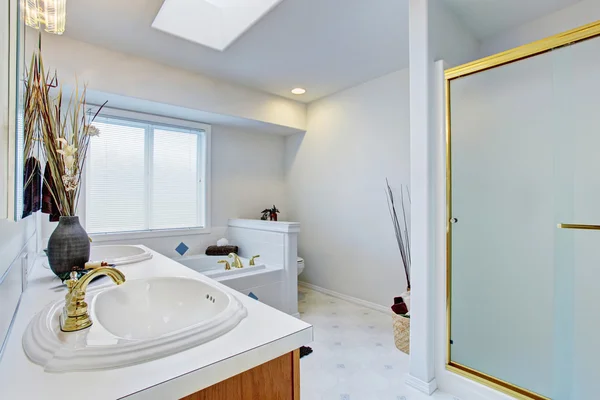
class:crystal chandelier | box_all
[23,0,67,35]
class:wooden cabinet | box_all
[181,350,300,400]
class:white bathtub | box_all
[174,254,266,279]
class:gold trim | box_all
[445,19,600,400]
[447,363,550,400]
[445,20,600,80]
[445,77,452,365]
[558,223,600,230]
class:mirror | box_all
[1,0,27,222]
[0,0,11,220]
[14,0,27,222]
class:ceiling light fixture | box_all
[291,88,306,95]
[24,0,67,35]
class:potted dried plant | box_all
[386,179,411,354]
[260,205,280,221]
[25,42,105,280]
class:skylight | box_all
[152,0,283,51]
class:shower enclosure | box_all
[446,21,600,400]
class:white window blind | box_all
[152,128,199,229]
[86,115,207,234]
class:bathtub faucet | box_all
[228,253,244,268]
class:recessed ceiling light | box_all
[291,88,306,95]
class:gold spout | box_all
[218,260,231,270]
[249,255,260,266]
[60,267,126,332]
[228,253,244,268]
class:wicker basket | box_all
[393,313,410,354]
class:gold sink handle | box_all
[218,260,231,270]
[61,267,126,332]
[249,255,260,266]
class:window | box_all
[86,112,210,236]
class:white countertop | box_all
[0,247,313,399]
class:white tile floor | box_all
[298,286,454,400]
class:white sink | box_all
[23,277,247,372]
[89,245,152,265]
[94,278,231,340]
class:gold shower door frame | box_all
[445,20,600,400]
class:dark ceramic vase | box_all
[47,216,90,279]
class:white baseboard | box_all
[406,375,438,395]
[298,281,390,314]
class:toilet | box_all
[297,257,305,275]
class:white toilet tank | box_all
[297,257,305,275]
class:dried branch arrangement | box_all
[24,40,105,216]
[386,179,411,291]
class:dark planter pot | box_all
[47,216,90,279]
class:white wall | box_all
[31,31,295,258]
[480,0,600,57]
[285,68,410,308]
[406,0,489,395]
[42,125,287,257]
[211,126,287,228]
[28,32,306,131]
[406,0,437,391]
[429,0,480,67]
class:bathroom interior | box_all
[1,0,599,399]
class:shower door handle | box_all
[558,223,600,230]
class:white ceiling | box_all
[61,0,583,104]
[441,0,582,40]
[61,0,409,103]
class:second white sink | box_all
[89,245,152,265]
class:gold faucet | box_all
[228,253,244,268]
[249,255,260,266]
[60,267,126,332]
[218,260,231,270]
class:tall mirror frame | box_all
[445,20,600,400]
[3,0,25,222]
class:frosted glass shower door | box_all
[450,50,557,398]
[551,36,600,400]
[449,34,600,399]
